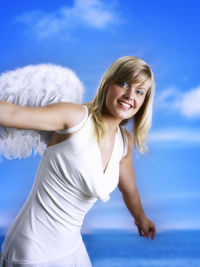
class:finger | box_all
[138,226,142,236]
[150,226,156,240]
[145,231,150,239]
[141,229,146,237]
[138,227,142,236]
[142,228,149,239]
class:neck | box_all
[102,113,121,135]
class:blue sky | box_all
[0,0,200,234]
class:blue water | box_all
[1,230,200,266]
[83,230,200,267]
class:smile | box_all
[118,100,133,109]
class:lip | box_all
[117,100,133,109]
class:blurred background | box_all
[0,0,200,266]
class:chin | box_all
[113,112,133,122]
[116,108,136,119]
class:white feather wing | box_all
[0,64,84,159]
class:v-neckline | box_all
[98,127,119,175]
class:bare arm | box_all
[0,100,86,131]
[118,130,156,240]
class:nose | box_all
[123,87,137,107]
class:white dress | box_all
[0,105,128,267]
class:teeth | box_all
[119,101,131,108]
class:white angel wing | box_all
[0,64,84,160]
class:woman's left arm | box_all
[118,131,156,240]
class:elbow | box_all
[118,183,137,198]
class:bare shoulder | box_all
[125,129,133,147]
[55,102,87,129]
[118,129,135,193]
[123,129,133,158]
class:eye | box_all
[118,81,129,89]
[136,89,145,96]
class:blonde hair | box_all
[87,56,155,153]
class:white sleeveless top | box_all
[0,105,128,266]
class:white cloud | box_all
[149,128,200,143]
[157,220,200,232]
[155,85,200,118]
[16,0,118,39]
[142,191,200,206]
[82,190,200,233]
[177,87,200,117]
[154,86,181,110]
[82,193,200,233]
[68,0,115,28]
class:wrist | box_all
[134,212,147,224]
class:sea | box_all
[1,230,200,267]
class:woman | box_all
[0,56,156,266]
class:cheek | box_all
[138,96,146,107]
[135,98,146,114]
[108,87,117,98]
[106,87,120,103]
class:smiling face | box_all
[104,81,149,122]
[89,56,155,146]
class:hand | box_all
[134,217,156,240]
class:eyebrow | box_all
[136,86,147,91]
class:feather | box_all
[0,64,84,159]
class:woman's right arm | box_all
[0,101,86,131]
